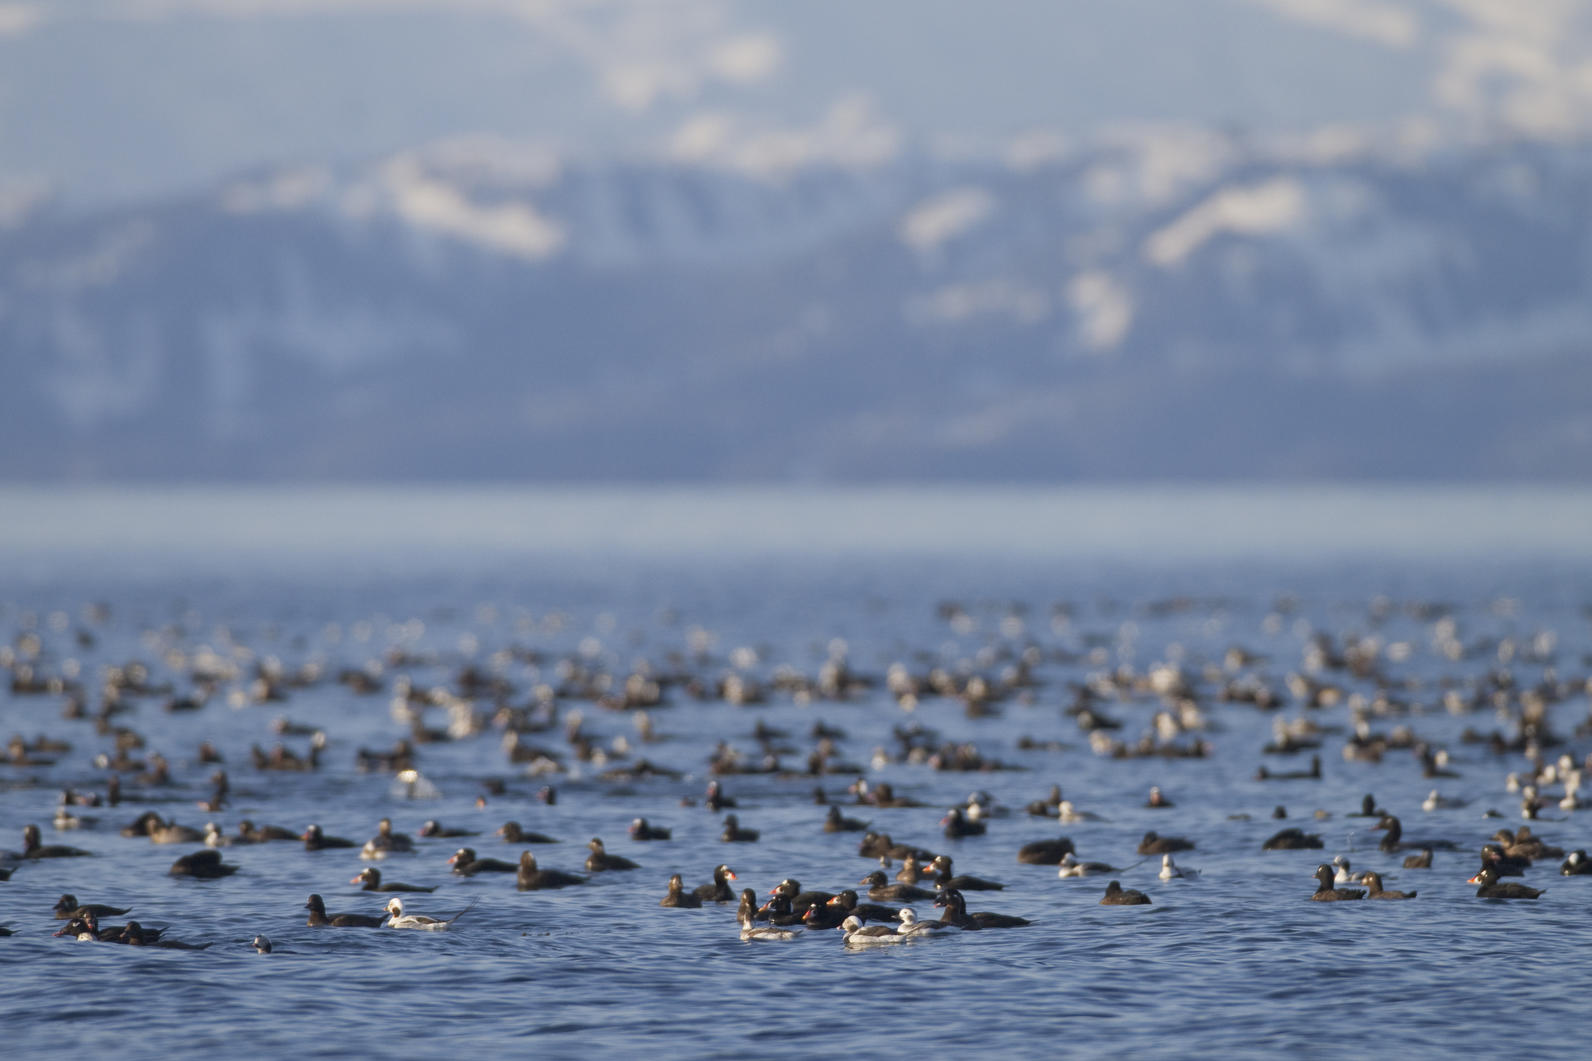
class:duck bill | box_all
[1465,872,1483,883]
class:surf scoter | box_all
[305,893,385,927]
[448,847,518,875]
[351,867,435,893]
[1310,864,1364,901]
[1468,865,1543,899]
[629,818,671,842]
[933,888,1031,929]
[584,838,640,872]
[53,894,129,920]
[517,852,587,890]
[21,824,91,859]
[1100,880,1151,905]
[302,824,357,851]
[824,889,899,924]
[692,864,737,903]
[859,869,935,902]
[497,822,556,844]
[169,848,239,878]
[926,853,1005,890]
[1362,871,1416,900]
[1262,827,1323,851]
[1018,837,1076,864]
[660,874,702,908]
[1136,832,1193,856]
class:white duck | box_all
[739,911,800,941]
[839,914,904,947]
[383,896,471,930]
[896,908,950,937]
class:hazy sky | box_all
[2,0,1588,206]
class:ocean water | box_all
[3,487,1591,1060]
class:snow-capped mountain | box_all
[4,130,1590,482]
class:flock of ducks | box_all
[2,588,1590,952]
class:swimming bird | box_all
[704,780,736,812]
[305,893,386,927]
[302,824,357,851]
[770,878,837,913]
[896,907,953,937]
[800,899,849,930]
[933,888,1031,929]
[584,838,639,872]
[838,914,905,946]
[252,934,274,954]
[1262,827,1323,851]
[894,854,926,883]
[21,824,91,859]
[1331,855,1374,885]
[146,819,205,844]
[940,807,985,839]
[351,867,435,893]
[719,814,759,843]
[169,848,239,878]
[1362,871,1416,900]
[859,869,935,902]
[1468,865,1543,899]
[1372,816,1458,853]
[1025,784,1063,817]
[1100,881,1151,905]
[691,864,737,903]
[925,854,1005,891]
[857,832,937,863]
[125,920,211,949]
[1421,789,1469,812]
[1017,837,1076,864]
[1348,793,1386,818]
[629,818,671,841]
[418,820,480,839]
[1055,800,1103,823]
[1561,850,1592,875]
[516,852,587,890]
[1058,852,1133,878]
[660,874,702,908]
[1311,864,1365,901]
[1137,832,1193,855]
[448,847,518,875]
[824,805,869,832]
[1158,854,1198,879]
[53,894,130,920]
[1402,848,1434,869]
[237,820,299,844]
[384,896,472,930]
[1478,843,1530,876]
[361,818,414,860]
[740,911,800,941]
[53,914,108,941]
[496,822,556,844]
[1498,826,1563,861]
[824,889,899,924]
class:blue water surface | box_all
[2,488,1591,1060]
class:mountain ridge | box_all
[5,131,1589,482]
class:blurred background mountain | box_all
[4,0,1589,482]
